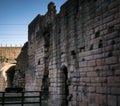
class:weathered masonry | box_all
[0,47,21,63]
[26,0,120,106]
[0,46,22,91]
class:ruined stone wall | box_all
[0,47,22,63]
[27,0,120,106]
[13,42,28,88]
[26,15,45,91]
[0,47,22,91]
[26,2,56,91]
[0,71,6,91]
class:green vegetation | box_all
[0,56,8,62]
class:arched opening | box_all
[61,65,69,106]
[41,74,49,99]
[0,64,16,91]
[6,66,16,88]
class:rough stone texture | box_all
[0,46,22,63]
[0,70,6,91]
[26,0,120,106]
[13,42,28,88]
[0,46,22,91]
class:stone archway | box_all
[6,66,16,88]
[0,63,16,91]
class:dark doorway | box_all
[6,66,15,88]
[61,65,69,106]
[41,29,50,100]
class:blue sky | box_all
[0,0,66,46]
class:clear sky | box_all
[0,0,66,47]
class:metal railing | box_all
[0,91,42,106]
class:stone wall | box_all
[0,70,6,91]
[13,42,28,88]
[26,2,56,91]
[27,0,120,106]
[0,46,22,63]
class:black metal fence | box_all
[0,91,42,106]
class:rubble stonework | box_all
[26,0,120,106]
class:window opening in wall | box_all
[98,39,103,48]
[71,50,76,59]
[108,51,113,57]
[38,59,40,65]
[95,31,100,38]
[79,46,85,52]
[41,74,49,100]
[108,25,114,33]
[90,44,93,50]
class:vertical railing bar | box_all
[39,91,41,106]
[2,92,5,106]
[21,92,24,106]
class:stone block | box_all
[89,93,103,105]
[113,50,120,56]
[94,53,105,59]
[108,95,117,106]
[108,76,120,83]
[80,77,91,83]
[79,72,87,77]
[79,61,87,67]
[79,102,88,106]
[88,87,96,93]
[96,59,105,66]
[110,63,120,71]
[71,100,77,106]
[87,67,94,72]
[79,51,91,57]
[78,86,85,92]
[105,56,118,64]
[91,77,106,83]
[88,60,96,67]
[84,55,93,61]
[111,87,120,94]
[96,87,110,94]
[94,65,108,71]
[115,69,120,75]
[87,72,98,77]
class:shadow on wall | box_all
[13,42,28,89]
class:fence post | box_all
[22,92,24,106]
[39,91,41,106]
[2,92,5,106]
